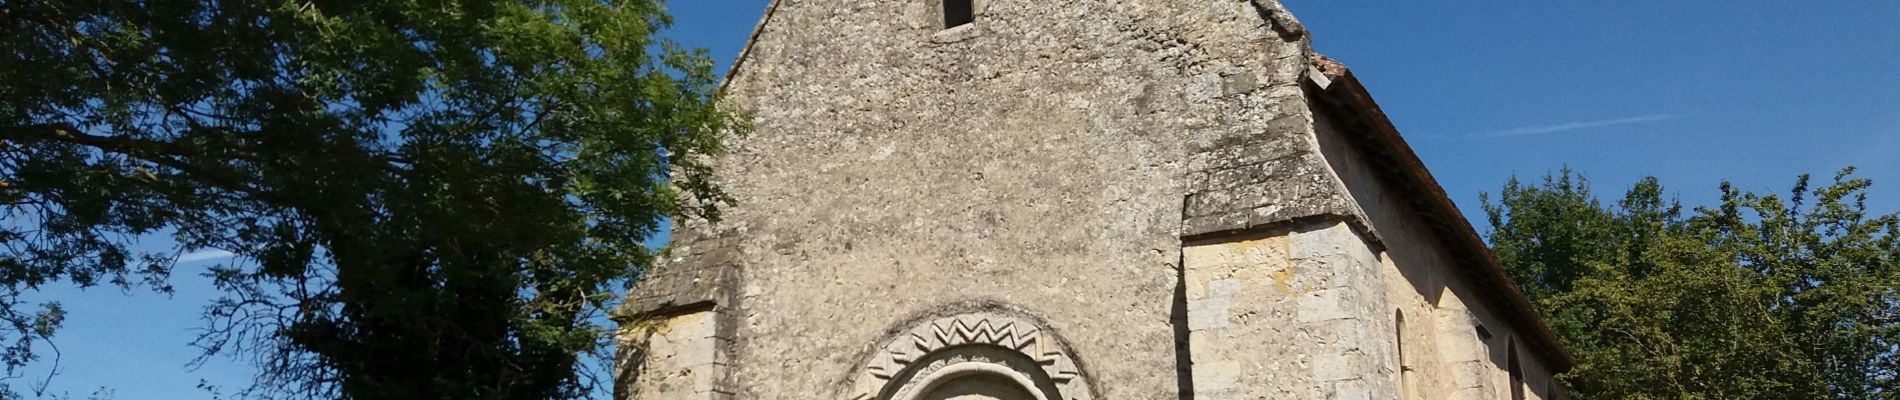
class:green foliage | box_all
[1,0,739,398]
[1485,168,1900,399]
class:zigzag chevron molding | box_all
[847,311,1093,400]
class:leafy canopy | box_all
[1484,168,1900,399]
[1,0,737,398]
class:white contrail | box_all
[177,249,236,263]
[1465,114,1676,139]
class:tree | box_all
[0,0,739,398]
[1484,168,1900,399]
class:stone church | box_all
[614,0,1572,399]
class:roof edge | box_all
[716,0,784,92]
[1306,57,1578,372]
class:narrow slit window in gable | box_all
[943,0,974,28]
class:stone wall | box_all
[1182,220,1397,400]
[617,311,727,400]
[1312,100,1564,400]
[616,0,1572,398]
[669,0,1347,398]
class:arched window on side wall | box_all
[1508,339,1525,400]
[1396,310,1412,400]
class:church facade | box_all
[613,1,1572,399]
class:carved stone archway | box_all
[846,311,1095,400]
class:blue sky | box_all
[18,1,1899,398]
[1283,1,1900,218]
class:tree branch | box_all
[2,123,291,204]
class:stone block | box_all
[1192,361,1242,394]
[1333,379,1370,400]
[1297,289,1352,322]
[1187,297,1232,331]
[1312,352,1365,382]
[1206,278,1242,298]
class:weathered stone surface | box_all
[843,307,1095,400]
[1182,221,1395,400]
[617,228,744,318]
[667,0,1347,398]
[616,0,1572,399]
[617,311,725,400]
[1315,99,1567,399]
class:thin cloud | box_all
[1462,114,1677,140]
[177,249,236,263]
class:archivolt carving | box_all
[847,311,1094,400]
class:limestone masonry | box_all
[614,1,1573,399]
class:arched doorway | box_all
[923,374,1036,400]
